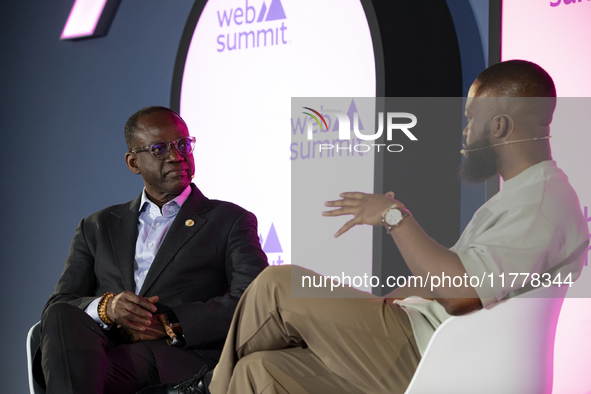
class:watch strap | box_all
[381,204,411,233]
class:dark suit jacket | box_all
[42,184,268,365]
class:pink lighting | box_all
[61,0,108,39]
[502,0,591,97]
[502,1,591,393]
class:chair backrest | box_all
[26,321,46,394]
[404,285,568,394]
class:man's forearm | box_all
[389,217,482,314]
[390,217,466,283]
[323,191,482,314]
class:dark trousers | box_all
[38,302,216,394]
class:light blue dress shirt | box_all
[85,185,192,328]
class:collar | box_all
[501,160,557,192]
[139,184,193,217]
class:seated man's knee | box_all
[257,264,315,284]
[256,265,292,286]
[41,302,96,336]
[42,302,78,324]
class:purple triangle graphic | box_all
[257,2,267,22]
[263,223,283,253]
[265,0,286,21]
[332,99,364,131]
[259,232,264,246]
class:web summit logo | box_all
[301,106,418,154]
[216,0,288,52]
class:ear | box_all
[492,115,511,139]
[125,152,141,175]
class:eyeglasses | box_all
[130,137,196,160]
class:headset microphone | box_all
[460,136,551,155]
[460,114,550,155]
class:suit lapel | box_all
[139,184,212,296]
[108,194,142,293]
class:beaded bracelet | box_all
[98,292,115,325]
[157,313,180,346]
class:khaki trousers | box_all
[209,266,421,394]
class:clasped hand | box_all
[323,191,402,237]
[106,291,166,342]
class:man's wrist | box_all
[381,203,412,233]
[85,297,111,329]
[98,292,115,325]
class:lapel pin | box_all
[185,219,195,227]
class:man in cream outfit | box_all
[142,61,589,394]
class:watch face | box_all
[385,209,403,226]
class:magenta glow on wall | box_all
[61,0,108,39]
[502,1,591,393]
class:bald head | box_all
[462,60,556,181]
[473,60,557,126]
[475,59,556,98]
[124,106,186,151]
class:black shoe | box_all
[137,366,210,394]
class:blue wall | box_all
[0,0,488,391]
[0,1,193,391]
[445,0,490,231]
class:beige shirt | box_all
[396,161,589,355]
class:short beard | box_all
[459,129,498,184]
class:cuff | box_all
[457,250,498,309]
[85,297,111,330]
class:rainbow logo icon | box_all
[302,107,329,131]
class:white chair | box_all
[404,285,568,394]
[26,321,46,394]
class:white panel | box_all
[180,0,376,277]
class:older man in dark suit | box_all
[36,106,268,394]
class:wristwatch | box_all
[381,204,411,234]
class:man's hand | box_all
[323,191,400,237]
[124,314,167,342]
[106,292,158,332]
